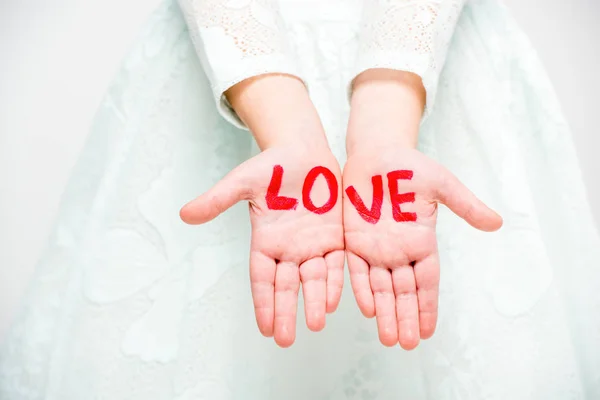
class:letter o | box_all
[302,166,338,214]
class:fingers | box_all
[413,254,440,339]
[391,266,420,350]
[249,251,276,337]
[180,164,253,225]
[324,250,345,313]
[436,172,503,232]
[299,258,327,332]
[255,252,343,346]
[370,267,398,347]
[347,252,375,318]
[274,261,300,348]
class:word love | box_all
[265,165,417,224]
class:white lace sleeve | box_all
[353,0,466,117]
[177,0,301,129]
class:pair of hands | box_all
[179,73,503,350]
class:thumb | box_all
[180,164,254,225]
[436,170,503,232]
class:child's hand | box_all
[343,147,502,349]
[180,143,344,348]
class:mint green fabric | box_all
[1,1,599,398]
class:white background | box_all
[1,0,599,339]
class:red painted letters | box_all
[266,165,299,210]
[266,165,339,214]
[265,165,416,222]
[387,170,417,222]
[345,175,384,224]
[302,166,339,215]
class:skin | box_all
[180,74,345,347]
[180,70,503,349]
[345,69,503,349]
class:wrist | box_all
[226,74,328,151]
[346,136,417,158]
[346,69,425,156]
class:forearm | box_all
[226,74,328,151]
[346,69,426,155]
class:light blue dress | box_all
[1,0,599,399]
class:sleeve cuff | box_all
[210,55,305,130]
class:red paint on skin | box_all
[302,166,338,214]
[266,165,299,210]
[387,170,417,222]
[345,175,384,224]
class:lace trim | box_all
[352,0,465,117]
[178,0,302,129]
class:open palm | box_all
[180,145,344,347]
[343,147,502,349]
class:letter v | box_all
[345,175,383,224]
